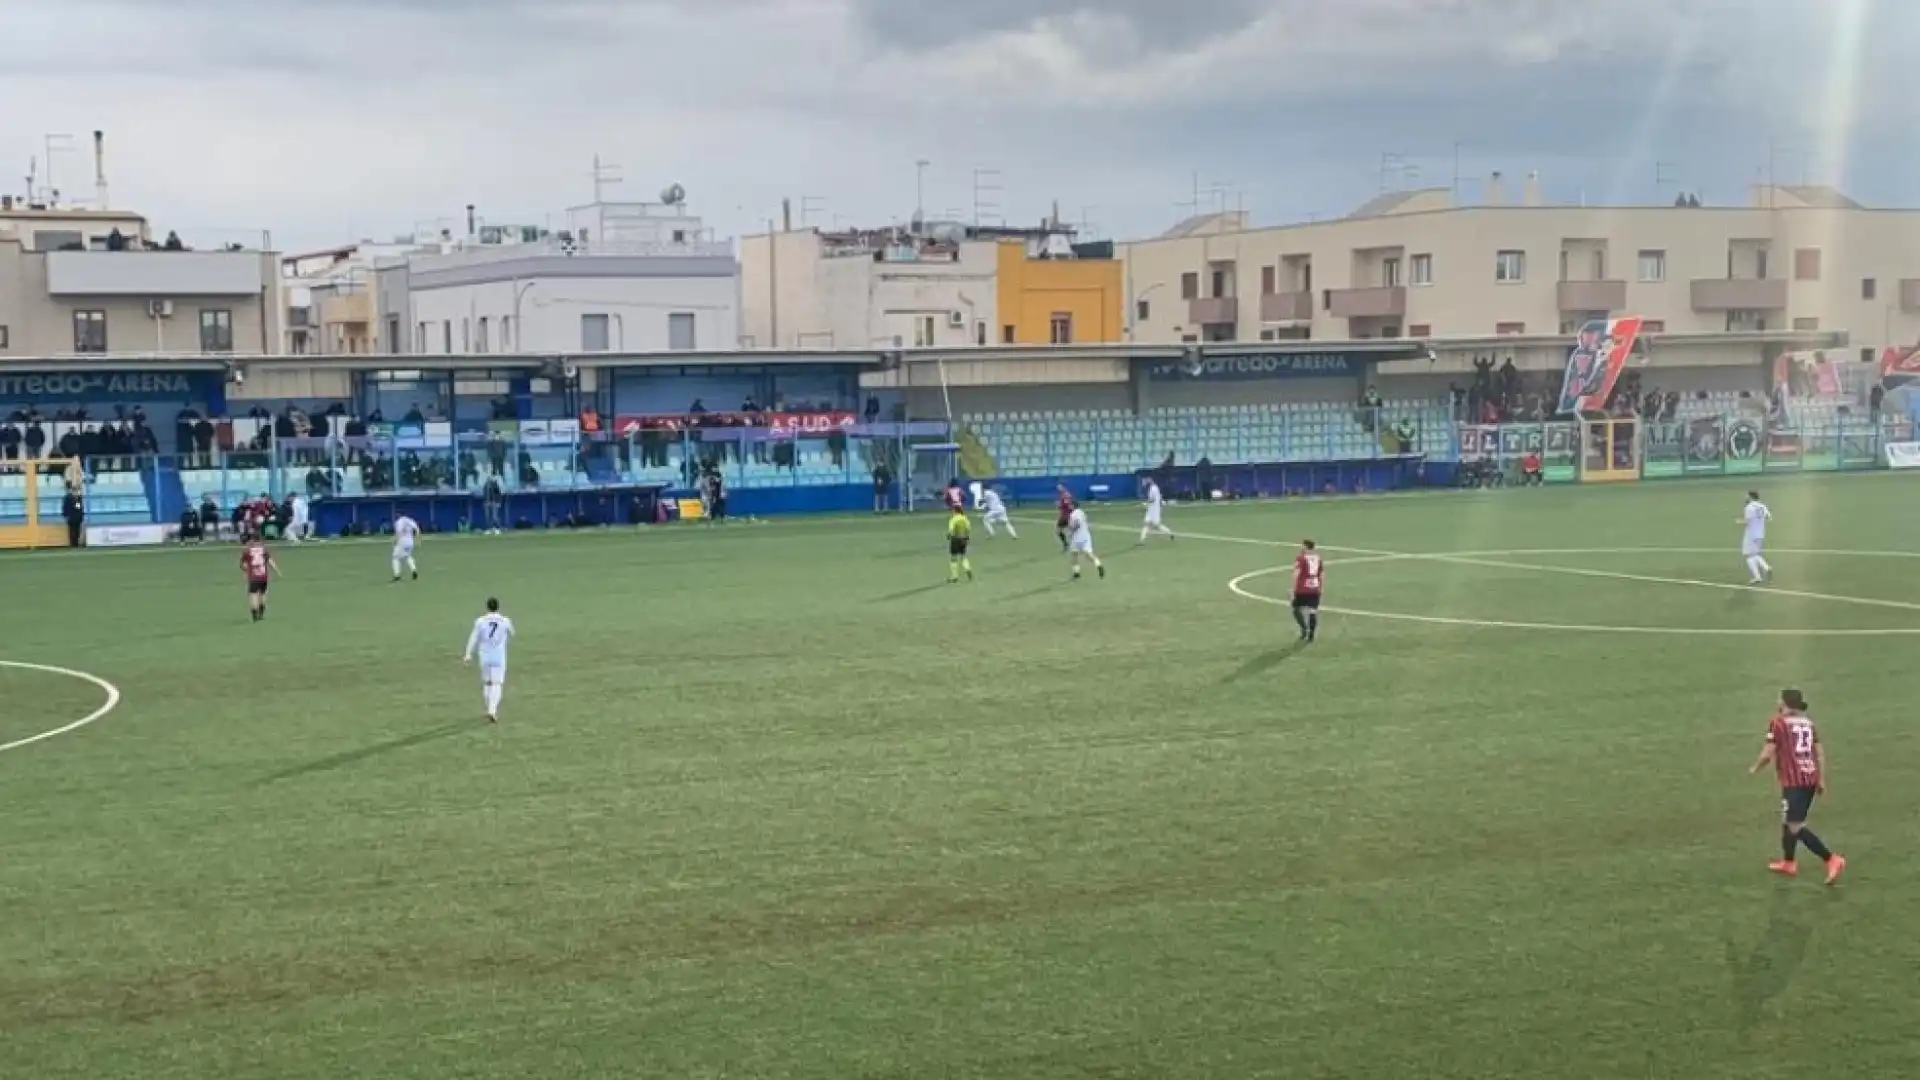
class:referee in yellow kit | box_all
[946,507,974,583]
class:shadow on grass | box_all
[1227,640,1306,682]
[257,721,476,785]
[1727,887,1817,1029]
[871,582,953,603]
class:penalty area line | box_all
[0,660,122,754]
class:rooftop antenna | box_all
[590,154,623,203]
[25,156,36,204]
[1378,152,1406,193]
[970,168,1002,227]
[41,133,75,205]
[1655,161,1679,203]
[914,159,930,226]
[799,195,826,227]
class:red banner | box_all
[612,410,856,437]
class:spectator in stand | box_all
[62,483,84,547]
[403,402,426,424]
[1869,382,1885,426]
[24,417,46,460]
[1393,417,1417,454]
[194,415,216,466]
[0,420,18,460]
[864,395,881,425]
[687,398,707,414]
[486,429,507,477]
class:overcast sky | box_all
[1,0,1913,252]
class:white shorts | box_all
[1742,538,1763,558]
[1144,506,1163,527]
[984,508,1010,524]
[1070,534,1094,554]
[480,661,507,685]
[393,538,415,558]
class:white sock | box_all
[391,558,401,577]
[1139,527,1150,541]
[1757,556,1771,574]
[406,556,418,574]
[984,519,997,536]
[1746,556,1763,579]
[1004,523,1017,537]
[484,684,502,715]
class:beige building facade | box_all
[0,207,279,357]
[1121,184,1920,361]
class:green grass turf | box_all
[4,473,1919,1079]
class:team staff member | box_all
[946,508,974,583]
[1750,687,1845,884]
[61,483,84,547]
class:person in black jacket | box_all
[61,486,83,547]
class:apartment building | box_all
[1122,181,1920,359]
[0,202,279,356]
[740,219,1122,349]
[393,198,738,355]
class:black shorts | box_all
[949,537,969,557]
[1781,786,1817,823]
[247,580,269,596]
[1292,592,1321,610]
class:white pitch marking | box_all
[1227,548,1920,637]
[0,660,122,754]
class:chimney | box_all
[1522,170,1542,207]
[465,204,476,237]
[92,130,107,209]
[1486,171,1505,206]
[781,197,792,232]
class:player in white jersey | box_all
[980,487,1016,537]
[288,493,313,542]
[1739,491,1773,584]
[1138,478,1174,543]
[462,597,515,722]
[1066,507,1105,580]
[391,514,420,582]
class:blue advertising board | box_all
[0,370,227,407]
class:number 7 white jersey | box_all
[466,612,515,667]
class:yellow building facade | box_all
[994,241,1123,345]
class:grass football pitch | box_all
[4,473,1919,1080]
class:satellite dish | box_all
[660,183,686,205]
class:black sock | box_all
[1307,612,1320,636]
[1781,827,1798,861]
[1292,606,1308,632]
[1797,829,1832,860]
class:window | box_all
[1179,334,1198,343]
[1408,323,1431,337]
[1792,317,1820,331]
[912,314,935,348]
[502,316,514,350]
[1049,312,1073,344]
[1495,250,1526,283]
[671,229,686,243]
[1002,324,1016,343]
[1180,272,1198,300]
[442,321,452,353]
[975,321,987,346]
[0,324,9,349]
[1382,257,1401,288]
[1495,321,1526,335]
[1410,254,1433,286]
[1260,265,1276,294]
[385,316,401,353]
[1793,248,1820,281]
[461,318,471,353]
[1861,347,1876,364]
[476,317,490,353]
[1862,278,1878,300]
[1756,248,1770,279]
[668,312,696,350]
[73,310,107,353]
[1209,268,1227,298]
[1637,250,1666,282]
[199,309,233,352]
[416,322,428,353]
[1258,330,1276,341]
[1135,299,1151,322]
[1641,319,1665,333]
[1592,250,1607,280]
[580,313,610,352]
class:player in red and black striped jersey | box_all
[1054,485,1077,551]
[943,481,965,514]
[1291,540,1324,642]
[1749,687,1845,884]
[239,540,280,622]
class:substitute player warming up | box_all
[463,597,516,723]
[1738,491,1772,584]
[1138,478,1174,544]
[946,508,974,583]
[391,513,421,582]
[240,538,280,622]
[1292,540,1323,642]
[1066,507,1105,580]
[1749,687,1845,884]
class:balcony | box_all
[1556,280,1627,312]
[319,291,374,326]
[1260,291,1312,322]
[1326,286,1406,319]
[287,306,312,328]
[44,250,265,297]
[1187,296,1238,325]
[1690,278,1787,311]
[1901,279,1920,313]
